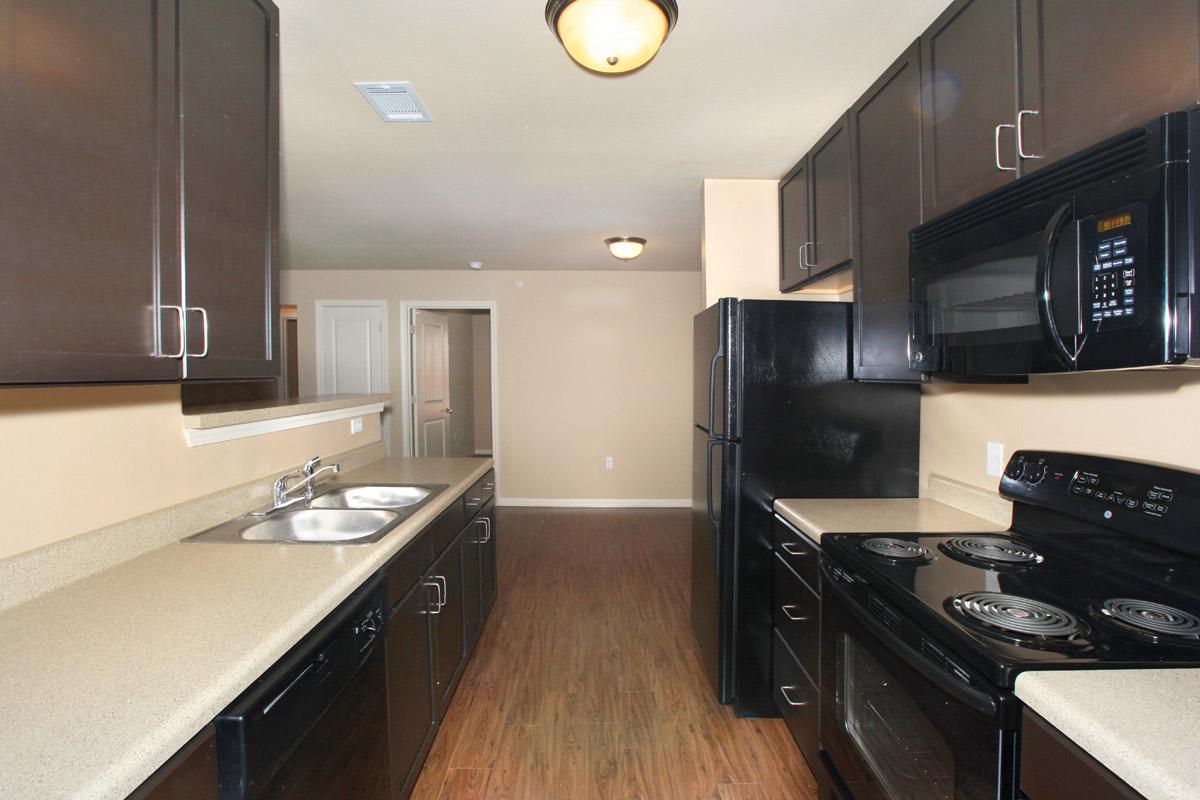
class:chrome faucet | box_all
[265,455,342,512]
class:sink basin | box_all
[308,485,433,510]
[239,509,398,543]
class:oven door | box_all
[910,197,1082,377]
[819,565,1018,800]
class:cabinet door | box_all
[921,0,1019,218]
[850,40,924,382]
[0,0,182,384]
[479,502,497,618]
[809,114,853,277]
[779,160,812,291]
[431,535,465,716]
[127,725,217,800]
[461,520,482,647]
[387,581,436,800]
[1017,0,1200,172]
[178,0,279,379]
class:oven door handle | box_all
[1035,203,1077,368]
[824,574,1000,718]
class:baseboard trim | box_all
[497,498,691,509]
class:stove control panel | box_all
[1000,451,1200,558]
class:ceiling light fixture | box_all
[545,0,678,74]
[605,236,646,261]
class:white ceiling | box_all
[277,0,950,271]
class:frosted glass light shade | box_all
[606,236,646,260]
[546,0,678,74]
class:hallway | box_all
[410,507,818,799]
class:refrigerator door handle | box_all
[707,350,723,437]
[706,438,723,526]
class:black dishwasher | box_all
[214,576,389,800]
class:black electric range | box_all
[817,450,1200,800]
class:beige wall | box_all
[921,371,1200,491]
[701,179,850,307]
[471,312,493,453]
[0,384,380,560]
[441,310,477,457]
[284,269,701,501]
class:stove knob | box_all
[1022,463,1047,485]
[1004,457,1026,480]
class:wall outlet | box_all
[350,417,364,435]
[986,441,1004,478]
[604,456,614,470]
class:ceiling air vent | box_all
[354,82,431,122]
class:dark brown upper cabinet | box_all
[0,0,182,383]
[920,0,1020,220]
[850,41,924,382]
[808,115,853,277]
[1016,0,1200,172]
[0,0,279,386]
[179,0,279,380]
[779,159,812,291]
[779,114,852,291]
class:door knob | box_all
[443,408,454,414]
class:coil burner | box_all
[1098,599,1200,644]
[949,592,1089,649]
[940,536,1044,568]
[859,537,931,562]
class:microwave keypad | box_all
[1089,234,1136,327]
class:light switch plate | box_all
[986,442,1004,477]
[604,456,614,470]
[350,417,364,435]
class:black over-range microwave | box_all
[909,109,1200,377]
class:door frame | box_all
[398,301,499,487]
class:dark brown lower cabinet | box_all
[773,629,820,767]
[772,516,823,776]
[432,528,468,717]
[126,725,217,799]
[1021,709,1143,800]
[387,579,438,800]
[479,501,497,617]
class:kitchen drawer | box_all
[774,516,819,592]
[774,553,819,682]
[429,502,466,557]
[479,469,495,505]
[773,628,820,771]
[463,474,489,519]
[385,532,435,609]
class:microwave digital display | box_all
[1097,212,1133,233]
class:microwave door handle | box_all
[1035,203,1077,368]
[823,574,999,718]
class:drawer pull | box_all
[780,605,810,622]
[780,542,808,557]
[779,686,810,707]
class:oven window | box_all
[840,634,955,800]
[922,232,1041,340]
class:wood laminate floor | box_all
[410,507,818,800]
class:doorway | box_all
[401,303,497,462]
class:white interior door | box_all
[316,303,385,394]
[412,309,450,457]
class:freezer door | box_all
[693,301,729,435]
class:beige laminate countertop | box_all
[0,457,491,800]
[1015,669,1200,800]
[773,497,1007,542]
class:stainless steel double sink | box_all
[185,483,448,545]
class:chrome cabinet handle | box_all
[803,241,817,268]
[780,605,809,622]
[779,686,810,708]
[1016,109,1042,160]
[423,580,443,614]
[159,305,185,359]
[186,306,209,357]
[994,123,1017,172]
[780,542,808,557]
[433,575,448,610]
[475,517,491,544]
[798,244,810,272]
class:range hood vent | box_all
[354,82,432,122]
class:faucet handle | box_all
[303,456,322,476]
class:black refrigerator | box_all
[691,298,919,717]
